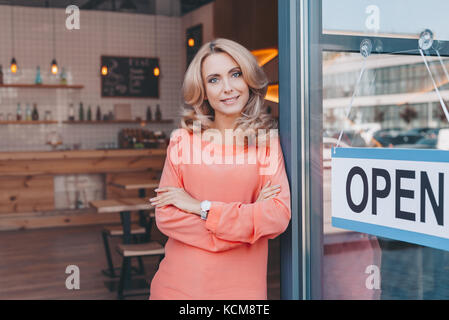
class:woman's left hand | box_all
[149,187,201,215]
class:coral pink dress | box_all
[149,129,291,300]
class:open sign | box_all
[332,148,449,251]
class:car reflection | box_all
[324,127,448,168]
[372,127,446,149]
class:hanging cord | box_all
[334,55,368,153]
[10,2,15,58]
[52,7,56,59]
[419,49,449,122]
[417,29,449,124]
[434,49,449,123]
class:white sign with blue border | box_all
[332,147,449,251]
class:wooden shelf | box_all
[0,148,167,161]
[0,84,84,89]
[0,120,58,125]
[63,119,173,124]
[0,119,173,125]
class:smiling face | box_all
[201,52,250,121]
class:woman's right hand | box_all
[256,180,281,202]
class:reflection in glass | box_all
[322,50,449,299]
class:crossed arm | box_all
[150,138,291,252]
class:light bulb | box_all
[188,38,195,47]
[153,66,160,77]
[101,65,108,76]
[51,59,58,75]
[10,58,17,73]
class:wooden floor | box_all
[0,224,281,300]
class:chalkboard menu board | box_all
[101,56,159,98]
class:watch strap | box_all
[200,200,211,220]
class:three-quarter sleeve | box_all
[205,138,291,244]
[155,129,244,252]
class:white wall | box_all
[0,5,184,151]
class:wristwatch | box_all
[200,200,211,220]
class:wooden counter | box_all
[0,149,166,176]
[0,149,166,230]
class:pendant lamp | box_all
[50,6,58,75]
[100,13,108,76]
[153,15,160,77]
[10,2,17,74]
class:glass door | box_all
[322,49,449,299]
[299,0,449,299]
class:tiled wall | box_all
[0,5,184,151]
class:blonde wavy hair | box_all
[180,38,277,146]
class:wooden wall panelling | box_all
[0,209,141,231]
[213,0,233,43]
[0,176,54,214]
[214,0,278,51]
[0,157,165,176]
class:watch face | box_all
[201,200,211,211]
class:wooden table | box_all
[108,178,159,232]
[90,197,154,294]
[90,198,153,246]
[108,179,159,191]
[101,179,159,294]
[108,179,159,198]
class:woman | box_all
[149,38,291,300]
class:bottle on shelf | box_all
[60,67,67,85]
[35,66,42,85]
[68,103,75,121]
[44,110,52,121]
[79,102,84,121]
[146,105,152,121]
[0,65,3,85]
[16,103,22,121]
[155,104,162,121]
[25,103,32,121]
[87,105,92,121]
[96,105,101,121]
[32,103,39,121]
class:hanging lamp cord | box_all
[10,1,15,57]
[52,4,56,59]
